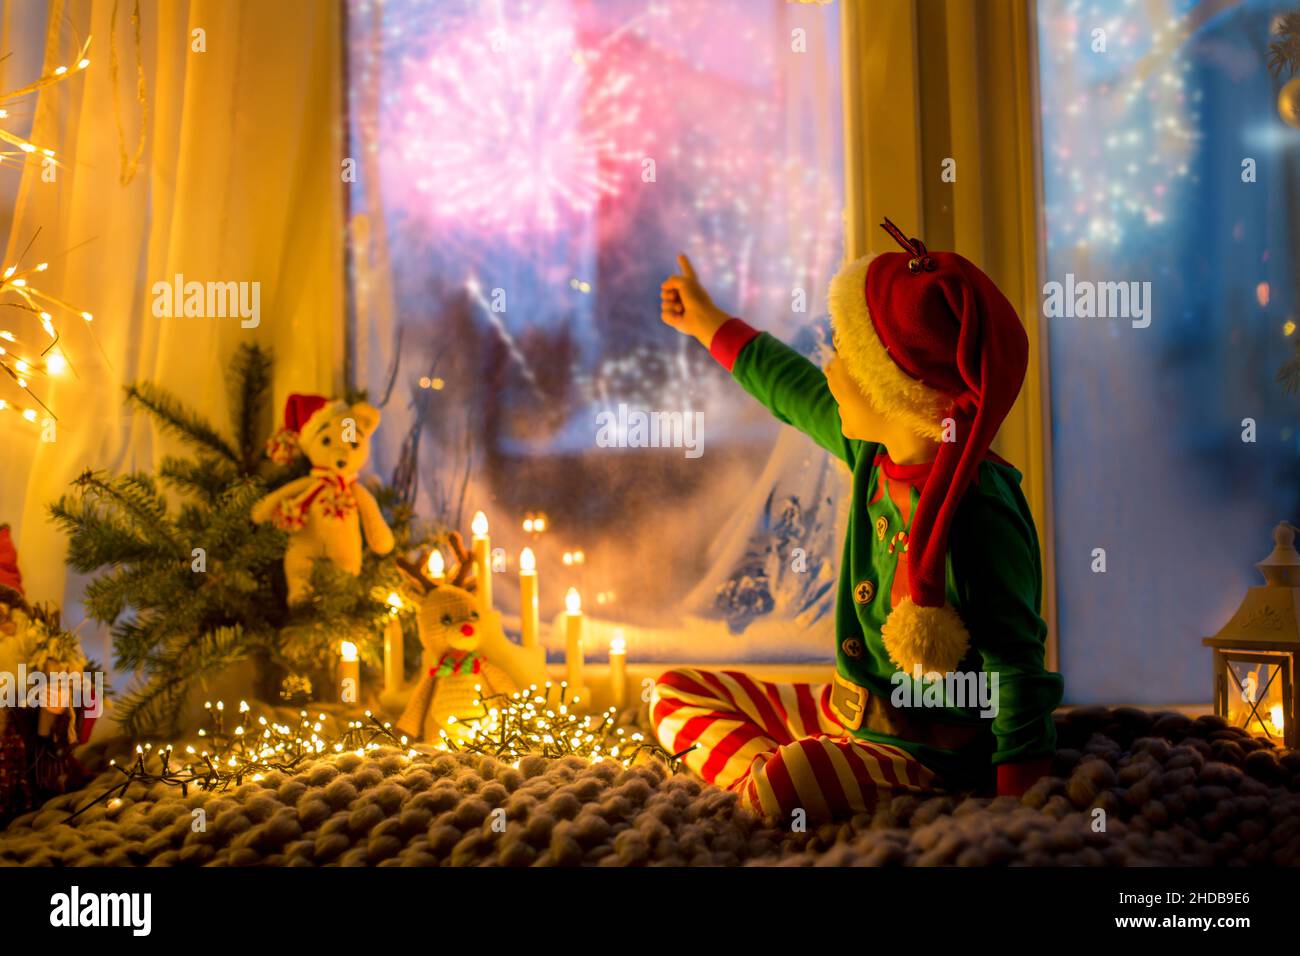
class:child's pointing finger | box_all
[676,254,697,280]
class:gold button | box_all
[853,580,875,605]
[875,515,888,541]
[841,637,865,659]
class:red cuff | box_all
[708,318,760,372]
[996,758,1052,797]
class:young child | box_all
[652,222,1063,821]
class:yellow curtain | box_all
[0,0,343,632]
[842,0,1055,666]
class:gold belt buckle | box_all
[829,671,866,731]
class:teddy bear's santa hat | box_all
[266,393,347,463]
[828,220,1028,676]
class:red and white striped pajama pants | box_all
[651,667,939,823]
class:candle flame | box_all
[565,587,581,615]
[386,591,403,610]
[426,550,445,577]
[340,641,358,662]
[1271,704,1284,731]
[520,547,536,573]
[472,510,489,536]
[610,631,626,655]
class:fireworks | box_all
[1038,1,1199,250]
[387,7,656,239]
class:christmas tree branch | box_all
[125,381,240,464]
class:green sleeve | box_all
[950,474,1064,764]
[731,332,860,466]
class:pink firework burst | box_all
[389,14,652,239]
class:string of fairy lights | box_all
[66,689,692,823]
[0,37,95,430]
[437,681,690,767]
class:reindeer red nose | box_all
[460,624,475,637]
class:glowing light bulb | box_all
[426,550,445,577]
[45,352,67,375]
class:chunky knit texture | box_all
[1,708,1297,866]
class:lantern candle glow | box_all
[384,592,404,694]
[520,547,539,648]
[609,628,627,709]
[1202,523,1300,748]
[472,511,492,613]
[339,641,360,704]
[426,549,446,585]
[565,587,585,692]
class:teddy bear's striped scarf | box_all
[271,467,358,531]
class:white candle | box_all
[519,547,539,649]
[383,592,404,694]
[426,549,446,585]
[609,628,627,709]
[339,641,360,704]
[564,587,584,692]
[472,510,492,613]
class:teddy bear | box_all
[251,394,395,605]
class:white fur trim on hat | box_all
[827,254,948,441]
[880,597,971,675]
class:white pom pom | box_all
[881,598,971,675]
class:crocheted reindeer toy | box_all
[251,394,395,605]
[395,533,517,745]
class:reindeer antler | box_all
[445,531,475,590]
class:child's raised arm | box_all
[661,254,858,465]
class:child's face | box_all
[824,353,941,463]
[824,353,891,441]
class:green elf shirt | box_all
[713,322,1064,790]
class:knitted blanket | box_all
[1,707,1297,866]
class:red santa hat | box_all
[266,393,333,463]
[828,219,1028,675]
[0,524,23,603]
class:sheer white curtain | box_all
[0,0,344,674]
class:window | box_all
[347,0,844,661]
[1038,0,1300,703]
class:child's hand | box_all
[660,254,729,347]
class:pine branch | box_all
[115,626,249,736]
[125,381,240,465]
[70,470,187,559]
[159,455,236,504]
[47,495,159,571]
[227,344,274,474]
[1268,12,1300,77]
